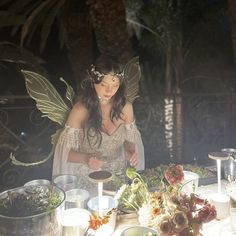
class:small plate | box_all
[120,226,159,236]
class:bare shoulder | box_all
[122,102,134,123]
[66,102,88,128]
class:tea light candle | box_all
[88,170,113,216]
[61,208,90,236]
[210,193,230,220]
[208,152,229,194]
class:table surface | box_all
[112,181,236,236]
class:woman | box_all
[52,56,144,189]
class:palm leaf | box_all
[21,70,71,125]
[0,42,45,74]
[21,0,54,45]
[8,0,39,13]
[124,56,141,103]
[40,0,65,52]
[0,10,25,27]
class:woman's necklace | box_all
[98,96,109,105]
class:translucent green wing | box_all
[9,71,74,166]
[21,70,74,125]
[123,57,141,103]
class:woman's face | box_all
[94,74,121,102]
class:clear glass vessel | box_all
[0,185,65,236]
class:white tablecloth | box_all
[112,181,236,236]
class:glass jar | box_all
[0,185,65,236]
[221,148,236,182]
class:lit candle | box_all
[208,152,230,220]
[98,181,103,216]
[208,152,229,194]
[217,159,221,194]
[61,208,90,236]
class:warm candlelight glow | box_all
[217,159,221,194]
[98,181,103,216]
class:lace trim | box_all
[125,120,138,143]
[59,125,83,150]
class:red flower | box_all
[164,164,184,186]
[198,204,217,223]
[191,193,206,205]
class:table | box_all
[112,181,236,236]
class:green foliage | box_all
[0,10,25,27]
[0,0,66,52]
[0,186,62,217]
[124,56,142,102]
[124,0,228,91]
[0,42,45,74]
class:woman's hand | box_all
[126,151,138,167]
[124,142,138,167]
[87,156,105,170]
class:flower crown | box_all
[90,65,124,82]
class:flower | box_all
[197,203,217,223]
[88,208,117,231]
[164,164,184,186]
[116,165,217,236]
[158,216,172,235]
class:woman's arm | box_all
[122,102,138,167]
[65,102,104,170]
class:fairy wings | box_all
[10,57,141,166]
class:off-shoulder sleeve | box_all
[52,125,84,177]
[125,120,139,143]
[125,121,145,171]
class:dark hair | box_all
[80,55,126,147]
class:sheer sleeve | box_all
[125,121,145,171]
[52,125,83,177]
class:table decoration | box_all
[0,185,65,236]
[87,195,118,236]
[115,165,217,236]
[61,208,90,236]
[181,171,199,194]
[88,170,112,216]
[225,181,236,232]
[208,152,230,220]
[221,148,236,182]
[24,179,51,186]
[65,188,90,209]
[53,174,78,192]
[120,226,159,236]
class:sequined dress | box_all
[52,121,144,190]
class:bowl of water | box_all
[87,196,118,236]
[53,175,78,192]
[120,226,159,236]
[65,188,90,209]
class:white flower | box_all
[138,203,152,226]
[114,184,127,200]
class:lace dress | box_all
[52,121,144,190]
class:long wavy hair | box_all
[80,56,126,147]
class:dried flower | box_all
[172,211,188,230]
[88,209,115,230]
[197,203,217,223]
[164,164,184,186]
[158,216,173,235]
[116,164,217,236]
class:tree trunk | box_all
[63,0,94,91]
[165,42,173,94]
[228,0,236,64]
[87,0,134,63]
